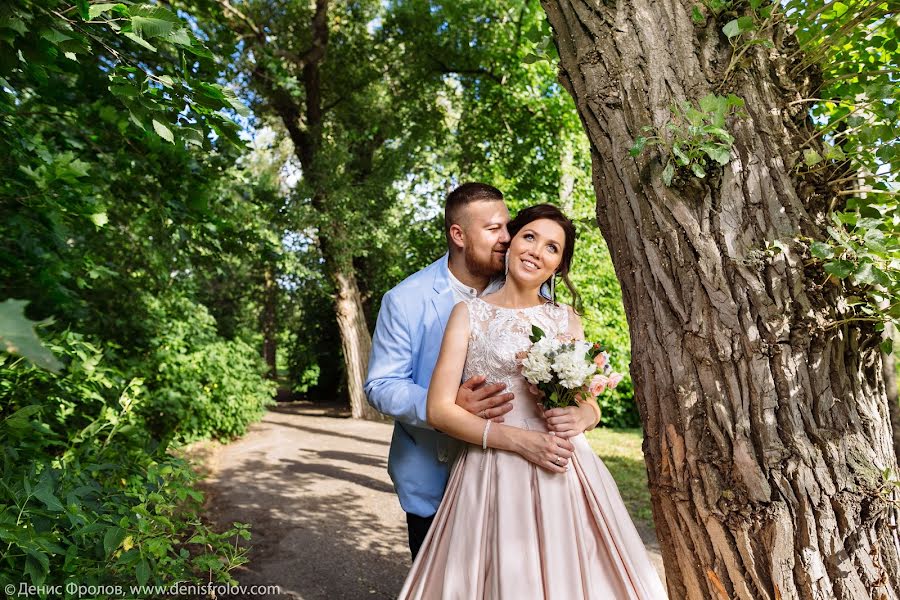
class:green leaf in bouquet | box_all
[530,325,545,343]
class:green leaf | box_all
[5,405,42,423]
[699,93,725,116]
[723,19,742,39]
[104,526,126,556]
[736,16,755,32]
[824,144,845,160]
[136,559,151,585]
[25,550,49,586]
[630,136,647,157]
[88,4,123,19]
[221,86,251,117]
[122,31,157,52]
[34,474,64,512]
[165,27,191,46]
[662,161,675,186]
[0,300,62,372]
[691,5,705,24]
[130,6,179,39]
[725,94,744,109]
[703,145,731,165]
[530,325,545,342]
[770,239,788,254]
[523,53,541,64]
[810,241,834,259]
[881,338,893,355]
[853,262,878,285]
[824,260,854,279]
[803,149,823,166]
[152,119,174,144]
[691,162,706,178]
[76,0,90,20]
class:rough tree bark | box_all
[219,0,381,420]
[541,1,900,599]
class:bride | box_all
[398,204,667,599]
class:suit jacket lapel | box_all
[430,253,456,329]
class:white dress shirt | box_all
[447,261,503,303]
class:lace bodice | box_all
[462,297,571,425]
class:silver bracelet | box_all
[481,419,492,450]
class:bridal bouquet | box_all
[520,325,624,410]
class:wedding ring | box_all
[554,456,561,465]
[479,410,486,418]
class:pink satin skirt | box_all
[398,425,668,599]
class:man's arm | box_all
[365,291,515,428]
[365,291,431,428]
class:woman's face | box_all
[506,218,566,288]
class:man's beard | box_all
[464,246,504,279]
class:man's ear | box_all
[448,223,466,251]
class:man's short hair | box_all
[444,182,504,239]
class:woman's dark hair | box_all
[506,203,582,312]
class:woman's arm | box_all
[427,302,574,473]
[544,306,602,438]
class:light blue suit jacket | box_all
[364,254,462,517]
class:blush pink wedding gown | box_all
[397,298,668,599]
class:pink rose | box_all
[608,372,624,388]
[593,353,607,370]
[589,374,608,397]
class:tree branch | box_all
[430,54,503,85]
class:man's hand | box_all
[456,375,514,422]
[543,401,600,439]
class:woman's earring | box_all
[550,273,557,305]
[504,252,509,276]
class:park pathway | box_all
[193,402,664,600]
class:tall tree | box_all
[541,0,900,599]
[181,0,450,419]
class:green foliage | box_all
[0,1,276,592]
[137,296,276,443]
[689,0,778,86]
[585,428,653,526]
[564,226,640,427]
[0,333,249,596]
[781,2,900,335]
[631,94,745,186]
[0,0,242,148]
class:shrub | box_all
[0,332,249,597]
[136,296,275,442]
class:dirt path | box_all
[193,403,664,599]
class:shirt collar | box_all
[447,263,479,298]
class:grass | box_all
[584,427,655,529]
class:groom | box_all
[365,183,598,559]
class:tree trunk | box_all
[541,1,900,599]
[229,0,382,420]
[331,263,381,420]
[261,264,278,379]
[559,132,576,213]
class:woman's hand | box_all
[542,402,599,439]
[510,429,575,473]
